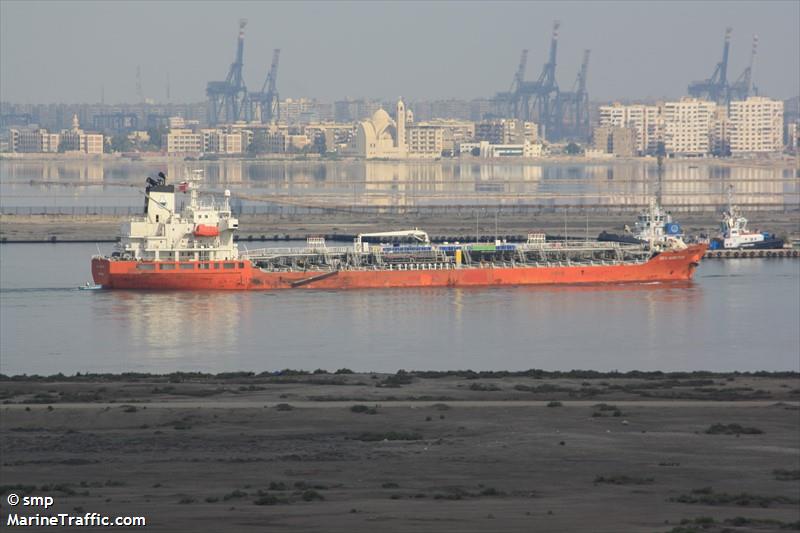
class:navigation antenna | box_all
[656,154,664,206]
[726,184,735,213]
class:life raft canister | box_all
[194,224,220,237]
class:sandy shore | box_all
[2,211,799,242]
[1,372,798,532]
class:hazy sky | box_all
[1,0,798,104]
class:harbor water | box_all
[1,242,798,375]
[2,159,798,212]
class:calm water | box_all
[2,159,798,211]
[1,243,798,375]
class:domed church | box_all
[352,99,408,159]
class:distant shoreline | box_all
[3,369,798,381]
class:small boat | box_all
[78,282,103,290]
[598,197,684,250]
[708,187,784,250]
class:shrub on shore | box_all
[594,475,654,485]
[705,423,763,435]
[354,431,422,442]
[469,382,501,392]
[670,487,798,507]
[350,404,377,414]
[773,469,800,481]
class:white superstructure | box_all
[115,171,239,262]
[631,198,686,250]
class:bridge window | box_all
[238,262,245,268]
[199,263,211,270]
[159,264,175,270]
[223,262,235,269]
[214,263,220,269]
[136,263,155,270]
[180,263,195,270]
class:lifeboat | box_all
[194,224,220,237]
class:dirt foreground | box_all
[1,372,799,532]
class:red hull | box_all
[92,244,707,290]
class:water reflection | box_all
[105,291,249,366]
[2,160,796,210]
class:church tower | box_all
[396,98,406,153]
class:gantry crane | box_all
[249,49,281,123]
[206,19,249,125]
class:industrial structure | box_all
[206,20,250,125]
[206,21,282,125]
[688,28,758,105]
[494,21,591,142]
[248,49,281,123]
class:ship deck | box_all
[241,240,654,273]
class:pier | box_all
[704,248,800,259]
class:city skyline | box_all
[1,0,798,105]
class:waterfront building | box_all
[728,97,784,154]
[592,126,636,157]
[456,140,542,158]
[405,125,444,158]
[166,129,203,154]
[350,100,407,159]
[166,124,252,155]
[711,107,731,156]
[264,130,311,153]
[598,103,662,154]
[300,122,355,153]
[8,114,102,154]
[8,128,59,153]
[662,98,717,157]
[417,119,475,152]
[59,114,104,154]
[204,131,243,154]
[475,119,535,145]
[787,122,799,153]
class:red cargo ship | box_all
[91,174,707,290]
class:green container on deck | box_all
[469,244,496,252]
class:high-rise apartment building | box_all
[728,97,784,154]
[598,103,662,154]
[662,98,717,156]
